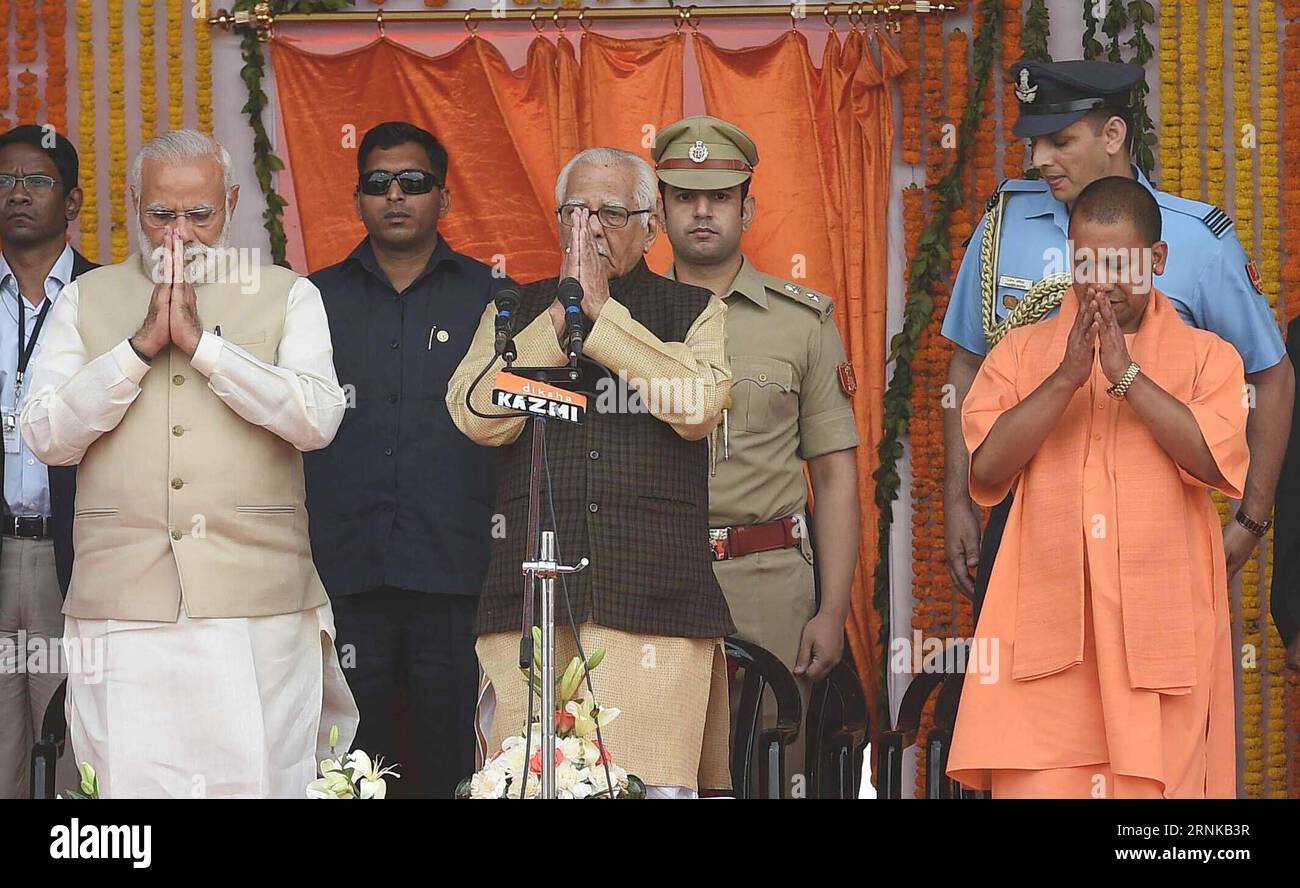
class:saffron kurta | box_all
[947,288,1249,798]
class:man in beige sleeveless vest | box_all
[19,130,358,798]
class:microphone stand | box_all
[506,348,588,799]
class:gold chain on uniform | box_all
[980,191,1073,347]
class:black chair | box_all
[804,658,869,798]
[877,643,986,799]
[725,638,802,799]
[29,677,68,799]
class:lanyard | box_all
[15,293,52,398]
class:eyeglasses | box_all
[0,174,58,193]
[557,204,652,230]
[141,205,224,230]
[358,169,443,196]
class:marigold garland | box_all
[900,20,921,166]
[1158,0,1180,194]
[108,0,127,262]
[168,0,184,130]
[42,0,66,133]
[1284,21,1300,327]
[1204,0,1225,207]
[1179,0,1201,201]
[1232,2,1253,254]
[140,0,158,139]
[1002,0,1024,179]
[922,15,945,203]
[0,0,10,132]
[947,27,971,266]
[75,0,96,261]
[15,0,38,125]
[195,0,214,135]
[970,4,996,218]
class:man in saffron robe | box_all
[947,176,1249,798]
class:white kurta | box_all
[21,268,355,798]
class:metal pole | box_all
[539,530,557,799]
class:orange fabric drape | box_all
[272,36,575,278]
[272,33,685,279]
[695,30,903,733]
[577,32,684,273]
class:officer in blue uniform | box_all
[942,60,1294,611]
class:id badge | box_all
[1,405,18,454]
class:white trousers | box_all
[63,603,357,799]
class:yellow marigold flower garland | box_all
[140,0,157,139]
[195,0,214,135]
[168,0,184,130]
[76,0,96,261]
[1232,3,1253,255]
[1204,0,1225,207]
[108,0,127,262]
[1158,0,1179,194]
[1178,0,1201,200]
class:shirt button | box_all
[389,394,398,404]
[384,447,393,456]
[172,425,184,437]
[27,458,34,466]
[173,374,185,386]
[589,450,599,460]
[171,478,184,490]
[389,340,399,350]
[1097,403,1105,410]
[1093,433,1102,441]
[588,502,599,513]
[171,529,182,541]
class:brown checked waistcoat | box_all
[475,260,735,639]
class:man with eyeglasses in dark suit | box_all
[304,121,514,798]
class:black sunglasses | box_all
[358,169,443,196]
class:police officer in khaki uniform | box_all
[653,116,861,794]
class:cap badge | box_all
[1015,69,1038,104]
[688,140,710,163]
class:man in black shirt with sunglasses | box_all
[305,121,513,798]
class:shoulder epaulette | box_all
[762,274,835,318]
[1154,190,1234,239]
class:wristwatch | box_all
[1106,361,1141,400]
[1235,509,1271,538]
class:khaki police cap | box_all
[652,115,758,191]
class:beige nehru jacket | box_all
[21,258,343,622]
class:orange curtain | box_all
[577,32,685,273]
[272,34,685,279]
[695,30,904,733]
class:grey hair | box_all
[554,147,658,226]
[130,129,235,196]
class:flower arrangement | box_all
[307,725,401,799]
[899,18,920,166]
[457,631,645,799]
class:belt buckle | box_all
[708,527,731,561]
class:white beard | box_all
[137,215,233,285]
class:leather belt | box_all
[709,515,801,562]
[2,514,52,539]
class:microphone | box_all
[557,277,585,362]
[493,287,521,360]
